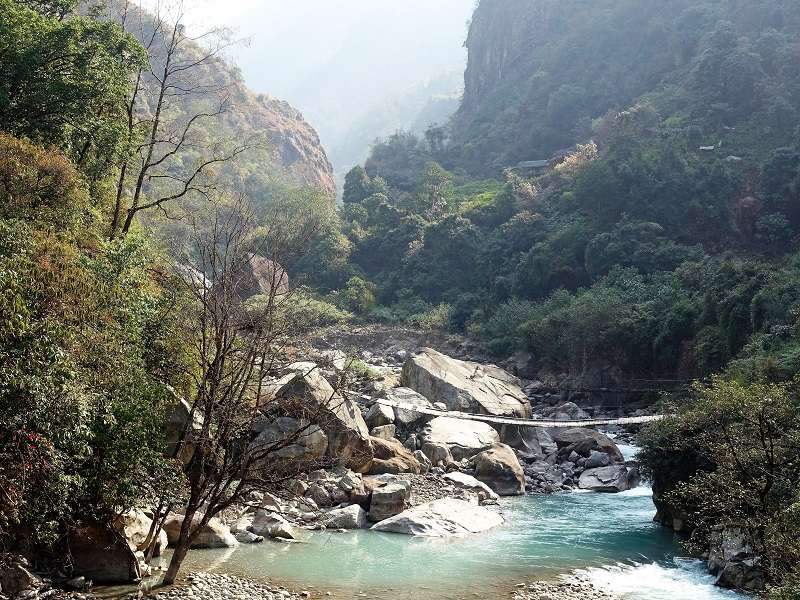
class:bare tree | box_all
[142,196,359,585]
[107,1,255,238]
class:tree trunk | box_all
[162,507,196,585]
[162,539,190,586]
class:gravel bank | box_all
[128,573,307,600]
[513,579,617,600]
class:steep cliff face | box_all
[449,0,800,177]
[106,2,335,198]
[219,75,336,196]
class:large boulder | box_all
[235,255,289,299]
[0,556,44,597]
[421,416,500,460]
[547,428,624,463]
[368,436,422,475]
[324,505,369,529]
[163,515,238,548]
[68,522,141,583]
[251,416,329,464]
[500,426,557,460]
[472,443,525,496]
[577,466,637,493]
[708,527,765,591]
[371,498,504,537]
[113,509,168,557]
[365,402,395,428]
[250,511,298,540]
[401,348,530,417]
[385,387,435,427]
[368,481,411,522]
[164,398,203,465]
[444,471,499,501]
[271,367,374,473]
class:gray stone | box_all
[421,416,500,460]
[385,387,435,427]
[368,436,422,475]
[708,527,765,591]
[444,471,499,501]
[68,522,141,583]
[365,402,395,428]
[163,515,238,548]
[577,466,636,493]
[324,505,369,529]
[472,443,525,496]
[271,367,374,472]
[250,511,298,540]
[113,509,169,557]
[585,450,613,469]
[370,424,397,440]
[370,498,504,537]
[401,348,530,417]
[368,483,410,522]
[234,530,264,544]
[251,416,329,463]
[548,428,624,462]
[421,441,454,467]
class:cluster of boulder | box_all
[1,344,641,599]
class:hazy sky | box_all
[142,0,475,173]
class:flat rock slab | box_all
[370,498,504,537]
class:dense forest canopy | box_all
[325,0,800,387]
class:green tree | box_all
[0,0,146,180]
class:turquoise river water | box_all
[131,444,745,600]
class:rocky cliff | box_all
[448,0,800,177]
[105,2,335,198]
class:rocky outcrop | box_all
[271,366,374,472]
[368,436,422,475]
[401,348,530,417]
[472,443,525,496]
[110,2,335,196]
[68,522,141,583]
[163,515,238,549]
[708,528,765,591]
[235,255,290,299]
[421,416,500,461]
[0,555,44,598]
[577,465,637,493]
[371,498,504,537]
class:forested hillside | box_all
[0,0,340,585]
[331,0,800,386]
[322,3,800,592]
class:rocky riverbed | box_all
[2,328,657,600]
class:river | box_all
[123,443,744,599]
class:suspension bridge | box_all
[372,397,665,429]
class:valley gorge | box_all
[2,0,800,599]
